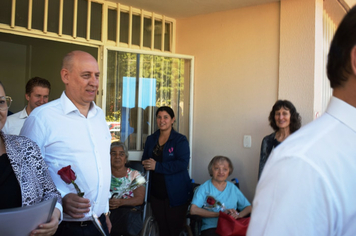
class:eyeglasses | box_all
[0,96,12,110]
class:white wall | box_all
[279,0,324,124]
[176,2,280,201]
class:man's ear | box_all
[351,46,356,76]
[61,68,69,84]
[25,93,30,102]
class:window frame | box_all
[102,46,194,175]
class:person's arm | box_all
[237,205,251,218]
[142,134,156,161]
[190,204,219,218]
[31,140,63,221]
[248,155,330,236]
[106,215,112,233]
[109,186,145,209]
[258,134,273,180]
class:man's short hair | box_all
[327,5,356,88]
[25,77,51,95]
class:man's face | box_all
[26,86,50,113]
[61,52,99,109]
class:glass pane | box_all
[62,0,74,36]
[143,17,151,48]
[32,0,45,31]
[0,0,12,25]
[90,2,102,40]
[154,20,162,50]
[106,50,191,151]
[15,0,29,28]
[164,22,171,52]
[107,9,117,41]
[48,0,60,33]
[77,0,87,38]
[120,12,129,44]
[132,14,140,46]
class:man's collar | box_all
[326,96,356,132]
[60,91,98,117]
[19,106,29,119]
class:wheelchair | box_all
[123,161,241,236]
[123,160,159,236]
[126,161,194,236]
[185,178,241,236]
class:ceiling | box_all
[106,0,279,19]
[105,0,356,25]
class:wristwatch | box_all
[105,211,111,217]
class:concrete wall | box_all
[176,2,280,201]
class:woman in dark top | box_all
[0,81,62,236]
[258,100,301,180]
[142,106,192,236]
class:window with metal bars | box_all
[0,0,174,52]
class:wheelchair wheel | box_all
[140,215,159,236]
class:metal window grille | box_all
[0,0,175,52]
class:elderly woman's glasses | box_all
[0,96,12,110]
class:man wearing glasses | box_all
[3,77,50,135]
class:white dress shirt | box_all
[247,96,356,236]
[2,107,28,135]
[21,92,111,222]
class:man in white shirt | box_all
[2,77,50,135]
[21,51,112,236]
[247,6,356,236]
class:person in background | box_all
[190,156,251,236]
[3,77,50,135]
[0,81,62,236]
[258,100,301,179]
[142,106,192,236]
[21,51,111,236]
[109,141,145,236]
[247,5,356,235]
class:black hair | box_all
[268,100,301,133]
[327,5,356,88]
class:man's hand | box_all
[63,193,91,218]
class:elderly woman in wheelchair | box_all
[190,156,252,236]
[109,142,146,236]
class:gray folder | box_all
[0,197,57,236]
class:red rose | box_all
[207,196,216,205]
[57,165,84,197]
[58,165,76,184]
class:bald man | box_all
[21,51,112,236]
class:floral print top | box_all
[110,167,143,199]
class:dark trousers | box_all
[150,195,189,236]
[54,214,110,236]
[201,228,219,236]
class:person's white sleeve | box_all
[247,155,335,236]
[55,203,63,223]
